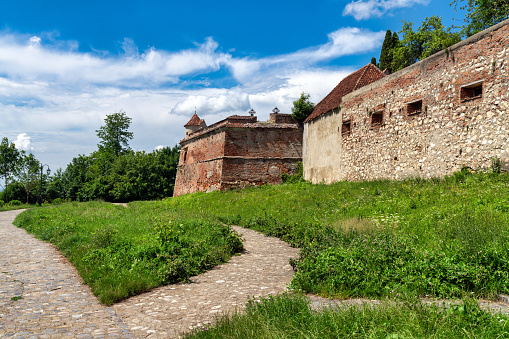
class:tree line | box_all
[371,0,509,73]
[0,111,180,205]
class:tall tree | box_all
[379,30,396,73]
[17,151,40,204]
[0,137,20,203]
[291,93,315,123]
[96,111,134,156]
[452,0,509,37]
[391,16,461,72]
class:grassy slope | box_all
[14,201,243,305]
[165,170,509,299]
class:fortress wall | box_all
[305,19,509,183]
[341,20,509,181]
[173,130,226,196]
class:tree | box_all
[391,16,461,72]
[379,30,400,73]
[452,0,509,37]
[291,93,315,123]
[96,111,134,156]
[0,137,20,203]
[371,57,377,66]
[17,151,40,204]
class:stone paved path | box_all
[3,208,509,339]
[0,210,133,339]
[112,226,300,338]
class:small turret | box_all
[184,112,207,137]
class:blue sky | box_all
[0,0,465,172]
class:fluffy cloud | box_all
[228,27,384,83]
[0,33,231,86]
[14,133,32,150]
[0,26,384,170]
[343,0,430,20]
[171,89,251,116]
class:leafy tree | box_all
[0,137,20,203]
[391,16,461,72]
[371,57,377,66]
[96,111,134,156]
[452,0,509,37]
[17,151,40,204]
[291,93,315,123]
[379,30,400,73]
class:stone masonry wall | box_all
[174,122,303,196]
[173,130,226,196]
[304,19,509,183]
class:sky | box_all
[0,0,466,173]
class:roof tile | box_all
[305,64,385,122]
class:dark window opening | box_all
[371,111,383,127]
[342,120,351,135]
[182,149,188,164]
[407,100,423,116]
[460,82,483,103]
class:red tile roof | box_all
[305,64,385,122]
[184,112,205,126]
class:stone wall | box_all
[173,130,226,196]
[174,118,303,196]
[304,19,509,183]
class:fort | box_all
[173,109,303,196]
[304,18,509,184]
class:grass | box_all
[184,294,509,339]
[163,170,509,300]
[14,201,243,305]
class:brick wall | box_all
[173,121,303,196]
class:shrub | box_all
[8,200,22,206]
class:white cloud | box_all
[0,26,384,170]
[171,89,251,116]
[343,0,430,20]
[228,27,384,83]
[14,133,32,150]
[29,36,41,47]
[155,145,165,151]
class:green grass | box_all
[14,201,243,305]
[184,294,509,339]
[163,170,509,300]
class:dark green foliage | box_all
[96,111,134,156]
[184,294,509,338]
[291,93,315,123]
[379,30,397,73]
[14,201,243,305]
[391,16,461,72]
[281,162,304,184]
[47,144,180,202]
[370,57,377,66]
[452,0,509,37]
[0,137,20,203]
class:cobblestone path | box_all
[112,226,300,338]
[3,208,509,339]
[0,210,133,339]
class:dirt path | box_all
[112,226,300,338]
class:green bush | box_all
[0,199,3,207]
[8,200,22,206]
